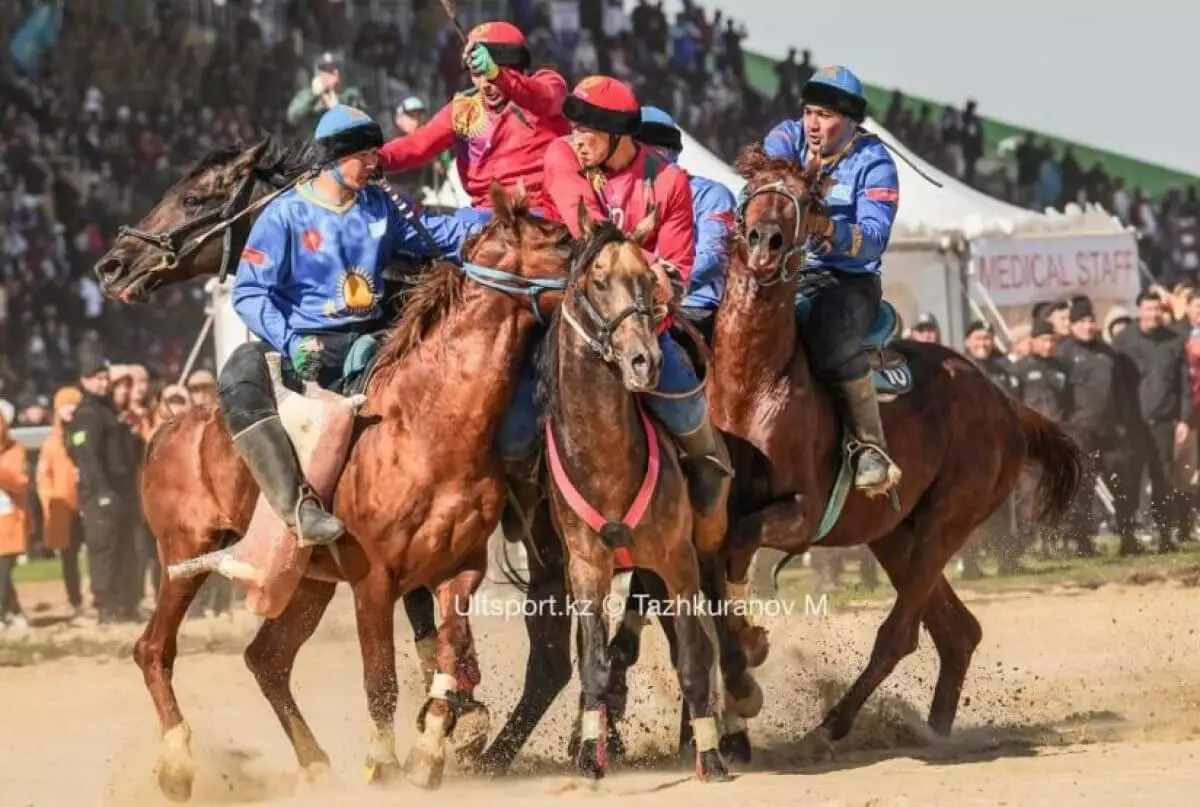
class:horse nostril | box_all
[768,232,784,251]
[631,353,649,373]
[747,228,760,246]
[95,256,125,282]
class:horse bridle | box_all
[117,151,309,284]
[561,235,655,363]
[736,178,810,287]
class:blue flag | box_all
[8,3,61,75]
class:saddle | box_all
[795,296,914,401]
[167,354,366,618]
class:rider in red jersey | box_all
[377,21,569,223]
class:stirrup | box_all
[292,483,344,546]
[844,437,901,496]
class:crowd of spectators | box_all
[2,0,1200,628]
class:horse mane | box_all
[533,220,628,424]
[182,136,316,187]
[364,190,543,393]
[734,141,826,194]
[367,260,467,392]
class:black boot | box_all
[232,416,345,547]
[677,416,734,516]
[834,375,901,495]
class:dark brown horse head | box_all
[94,137,309,303]
[564,199,662,391]
[733,143,829,282]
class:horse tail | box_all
[1018,402,1084,523]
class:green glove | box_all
[289,335,323,379]
[467,43,500,80]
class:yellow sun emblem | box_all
[452,92,488,137]
[331,267,376,315]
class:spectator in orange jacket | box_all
[36,386,85,618]
[0,406,31,631]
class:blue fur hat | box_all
[636,105,683,155]
[801,66,868,122]
[313,105,384,165]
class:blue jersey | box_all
[762,121,899,274]
[681,175,737,311]
[232,182,473,356]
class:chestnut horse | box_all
[675,144,1084,759]
[529,207,731,781]
[99,154,572,798]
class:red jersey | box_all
[377,68,569,211]
[542,138,695,283]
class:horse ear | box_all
[630,206,658,246]
[576,198,597,238]
[231,137,270,174]
[489,182,513,223]
[512,178,528,211]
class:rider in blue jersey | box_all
[760,66,902,494]
[218,105,476,547]
[635,106,737,344]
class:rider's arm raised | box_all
[230,208,297,357]
[377,103,456,173]
[542,138,607,237]
[491,68,567,119]
[762,120,804,162]
[831,156,899,263]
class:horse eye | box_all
[593,278,608,292]
[181,194,204,208]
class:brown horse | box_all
[530,206,731,781]
[99,155,573,798]
[687,143,1084,759]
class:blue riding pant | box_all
[495,330,707,461]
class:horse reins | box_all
[118,158,312,284]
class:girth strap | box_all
[544,402,661,571]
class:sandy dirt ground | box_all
[2,570,1200,807]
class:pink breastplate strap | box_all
[544,402,661,571]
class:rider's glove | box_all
[289,335,323,380]
[465,43,500,80]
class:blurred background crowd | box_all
[1,0,1197,631]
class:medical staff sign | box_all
[970,233,1139,307]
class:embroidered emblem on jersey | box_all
[368,218,386,238]
[301,228,322,252]
[452,92,499,164]
[241,246,267,266]
[452,93,488,138]
[827,184,852,203]
[865,187,899,203]
[331,266,376,315]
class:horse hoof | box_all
[719,731,752,764]
[695,748,732,782]
[575,738,606,780]
[155,762,194,803]
[739,626,770,668]
[299,761,336,789]
[449,703,491,769]
[404,746,445,790]
[727,675,764,719]
[363,755,402,785]
[795,725,835,763]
